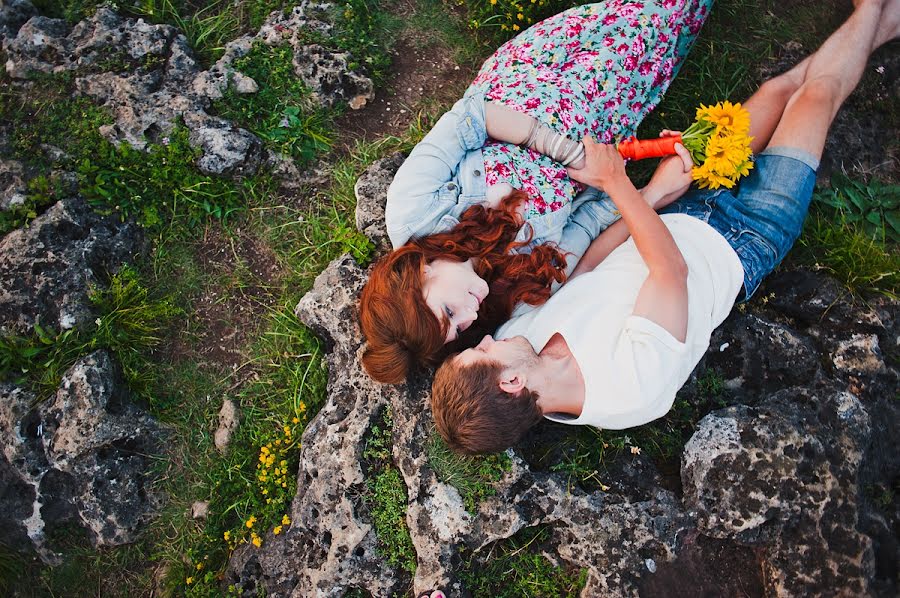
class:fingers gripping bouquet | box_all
[617,101,755,190]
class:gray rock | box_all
[0,352,163,560]
[293,44,374,110]
[0,0,36,38]
[191,501,210,520]
[0,158,28,211]
[5,8,265,176]
[682,387,874,596]
[0,197,145,336]
[354,152,406,250]
[704,313,820,401]
[2,1,374,180]
[189,120,264,176]
[214,399,240,454]
[231,72,259,94]
[2,16,71,78]
[832,333,885,375]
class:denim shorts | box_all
[660,147,819,301]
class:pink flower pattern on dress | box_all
[468,0,711,219]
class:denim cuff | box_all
[758,146,820,171]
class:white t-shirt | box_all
[495,214,744,429]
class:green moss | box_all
[426,432,511,512]
[363,408,417,575]
[460,526,587,597]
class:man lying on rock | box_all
[430,0,900,455]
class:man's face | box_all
[455,334,538,371]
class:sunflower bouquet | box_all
[617,101,755,190]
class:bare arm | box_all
[569,143,694,279]
[567,138,689,342]
[484,102,585,168]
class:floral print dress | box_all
[468,0,713,220]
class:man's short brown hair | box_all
[431,356,542,454]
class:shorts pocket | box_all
[729,228,780,298]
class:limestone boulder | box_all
[683,387,874,596]
[0,197,145,336]
[354,152,406,250]
[0,351,163,561]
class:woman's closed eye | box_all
[444,306,461,339]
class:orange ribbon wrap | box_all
[617,134,683,160]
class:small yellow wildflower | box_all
[298,402,306,412]
[517,12,524,19]
[273,526,283,535]
[292,417,300,424]
[282,514,291,526]
[283,426,291,436]
[186,577,194,585]
[490,0,497,4]
[196,563,204,571]
[224,530,231,541]
[251,534,262,548]
[512,24,520,31]
[280,460,288,467]
[245,515,257,529]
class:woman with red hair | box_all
[360,0,713,384]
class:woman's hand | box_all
[565,137,627,190]
[642,130,693,209]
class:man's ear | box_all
[422,263,433,279]
[499,369,526,395]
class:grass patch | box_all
[813,174,900,243]
[0,266,180,400]
[459,526,587,597]
[362,408,417,575]
[795,210,899,299]
[789,175,900,299]
[3,75,253,232]
[426,432,511,512]
[213,42,334,166]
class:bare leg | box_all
[742,0,899,154]
[765,0,886,159]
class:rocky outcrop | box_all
[1,0,374,177]
[683,388,873,596]
[0,196,145,336]
[0,351,163,562]
[354,152,405,251]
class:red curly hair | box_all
[359,190,567,384]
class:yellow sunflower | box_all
[703,101,751,135]
[692,162,736,190]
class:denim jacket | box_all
[384,90,622,276]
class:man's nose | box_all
[478,334,494,348]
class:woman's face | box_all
[422,258,490,344]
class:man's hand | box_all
[565,137,627,190]
[642,130,694,209]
